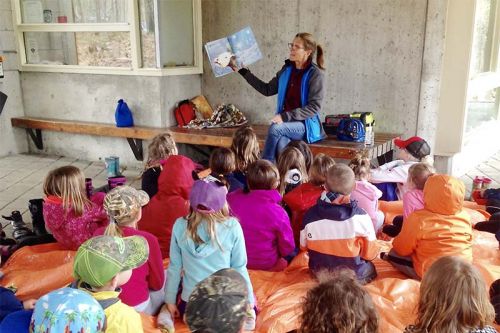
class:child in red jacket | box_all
[283,153,335,246]
[138,155,197,258]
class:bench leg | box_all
[26,129,43,150]
[127,138,143,161]
[377,149,394,166]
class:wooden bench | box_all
[11,117,400,163]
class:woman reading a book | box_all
[231,32,326,162]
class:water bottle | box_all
[364,125,373,146]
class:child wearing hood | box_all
[138,155,197,258]
[385,174,473,279]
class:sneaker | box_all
[242,308,256,331]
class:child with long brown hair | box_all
[283,153,335,246]
[162,178,256,330]
[277,146,308,195]
[43,165,108,250]
[298,269,378,333]
[93,186,165,314]
[228,160,295,271]
[349,153,384,232]
[404,256,497,333]
[230,126,260,186]
[142,132,178,198]
[209,147,244,192]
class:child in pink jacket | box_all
[383,163,435,237]
[43,166,108,250]
[227,160,295,271]
[349,154,384,232]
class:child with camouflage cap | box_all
[73,235,149,333]
[185,268,250,333]
[94,185,165,315]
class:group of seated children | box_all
[1,127,499,333]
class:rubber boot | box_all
[29,199,48,236]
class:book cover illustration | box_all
[205,26,262,77]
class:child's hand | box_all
[23,299,37,310]
[166,303,180,318]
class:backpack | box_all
[174,100,196,127]
[337,118,365,142]
[115,99,134,127]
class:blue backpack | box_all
[337,118,365,142]
[115,99,134,127]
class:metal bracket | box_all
[26,129,43,150]
[127,138,143,161]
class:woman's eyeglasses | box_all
[288,43,304,50]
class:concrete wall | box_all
[20,73,201,165]
[202,0,428,138]
[0,0,28,157]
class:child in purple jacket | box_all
[227,160,295,271]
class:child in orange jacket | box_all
[384,174,473,279]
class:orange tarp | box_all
[1,201,498,333]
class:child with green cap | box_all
[73,234,149,333]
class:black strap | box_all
[70,280,120,309]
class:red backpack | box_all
[174,100,196,127]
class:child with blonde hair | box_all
[283,153,335,246]
[277,146,308,195]
[162,178,256,330]
[404,256,497,333]
[142,132,178,198]
[228,160,295,271]
[383,163,435,237]
[230,126,260,186]
[209,147,244,192]
[349,153,384,232]
[298,270,379,333]
[93,186,165,314]
[301,164,379,283]
[43,165,108,250]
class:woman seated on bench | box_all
[231,32,326,162]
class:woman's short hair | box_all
[299,269,378,333]
[246,159,280,191]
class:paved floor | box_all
[0,154,142,235]
[0,151,499,236]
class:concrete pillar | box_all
[0,0,28,157]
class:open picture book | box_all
[205,26,262,77]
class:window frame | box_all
[11,0,203,76]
